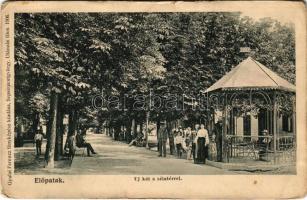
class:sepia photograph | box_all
[1,1,306,199]
[14,12,296,175]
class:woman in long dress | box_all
[191,124,199,163]
[185,127,192,160]
[195,124,209,164]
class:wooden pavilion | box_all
[205,57,296,163]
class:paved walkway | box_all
[70,133,237,175]
[14,133,294,175]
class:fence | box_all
[225,134,295,164]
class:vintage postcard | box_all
[1,1,306,198]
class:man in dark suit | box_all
[76,128,97,157]
[214,118,223,162]
[168,128,175,155]
[158,121,168,157]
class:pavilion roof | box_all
[205,57,296,93]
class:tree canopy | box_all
[15,12,295,166]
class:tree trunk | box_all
[126,117,132,143]
[132,118,137,138]
[140,121,143,134]
[108,116,112,137]
[68,108,78,137]
[64,108,78,150]
[31,112,40,139]
[166,119,174,154]
[45,92,59,168]
[114,122,121,140]
[145,111,150,148]
[156,117,161,140]
[106,120,109,136]
[44,113,51,161]
[54,99,64,161]
[16,122,23,147]
[156,116,161,152]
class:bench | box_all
[75,146,86,157]
[65,146,86,166]
[65,136,86,165]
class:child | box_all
[208,134,217,161]
[175,132,183,158]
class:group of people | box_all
[172,124,212,164]
[34,126,97,158]
[157,120,223,164]
[33,118,224,163]
[33,118,272,163]
[114,128,142,145]
[33,119,223,161]
[113,120,222,164]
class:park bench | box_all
[65,135,86,165]
[75,146,86,157]
[65,144,86,166]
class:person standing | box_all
[175,131,183,158]
[191,124,199,163]
[122,128,127,142]
[178,127,184,138]
[259,129,271,161]
[195,124,209,164]
[178,127,185,154]
[214,118,223,162]
[185,127,192,160]
[65,131,76,161]
[208,134,217,161]
[169,128,175,155]
[157,122,168,157]
[126,129,132,143]
[34,126,43,157]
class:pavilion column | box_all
[273,92,278,163]
[266,110,269,132]
[206,93,212,134]
[222,94,228,162]
[292,96,296,145]
[270,110,274,139]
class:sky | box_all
[241,10,296,25]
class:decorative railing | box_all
[225,135,295,164]
[278,135,295,150]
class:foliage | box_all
[15,12,295,130]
